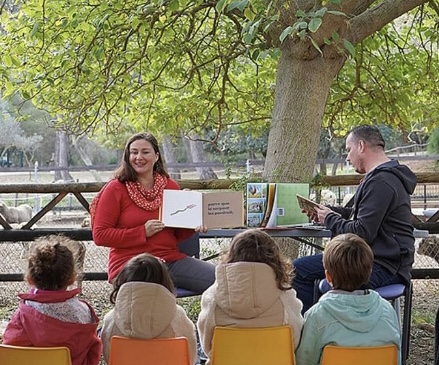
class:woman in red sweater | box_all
[91,132,215,292]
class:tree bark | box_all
[72,136,102,182]
[264,0,428,184]
[264,53,345,182]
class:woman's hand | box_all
[195,225,208,233]
[144,219,165,238]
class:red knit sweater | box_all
[92,179,195,282]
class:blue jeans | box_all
[292,254,405,313]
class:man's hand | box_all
[315,205,336,224]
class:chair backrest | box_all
[0,344,72,365]
[108,336,191,365]
[211,326,295,365]
[321,344,398,365]
[178,233,200,258]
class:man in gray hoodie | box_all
[293,125,417,313]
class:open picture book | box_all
[160,190,244,229]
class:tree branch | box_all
[349,0,429,44]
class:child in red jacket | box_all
[3,235,102,365]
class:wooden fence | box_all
[0,172,438,232]
[0,172,438,280]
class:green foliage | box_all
[177,296,201,323]
[0,0,437,185]
[0,101,43,165]
[0,0,277,140]
[205,125,269,159]
[325,8,439,135]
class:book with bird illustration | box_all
[247,183,310,228]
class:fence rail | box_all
[0,172,439,231]
[1,153,438,173]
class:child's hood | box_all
[318,290,390,332]
[114,282,177,338]
[214,262,282,318]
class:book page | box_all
[161,190,202,228]
[203,191,244,229]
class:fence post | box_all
[246,159,251,177]
[33,161,39,214]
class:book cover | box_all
[247,183,310,228]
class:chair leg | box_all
[401,282,413,364]
[392,298,402,329]
[313,279,321,305]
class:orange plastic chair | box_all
[321,344,398,365]
[0,344,72,365]
[210,326,295,365]
[108,336,191,365]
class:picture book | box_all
[297,194,322,215]
[246,183,310,228]
[161,190,244,229]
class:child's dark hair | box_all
[26,235,78,290]
[110,253,175,304]
[222,229,294,290]
[323,233,373,291]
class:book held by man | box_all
[161,190,244,229]
[296,194,322,215]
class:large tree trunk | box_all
[264,54,345,183]
[161,136,181,180]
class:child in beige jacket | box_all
[197,229,304,364]
[101,253,197,364]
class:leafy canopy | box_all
[0,0,437,146]
[0,0,276,139]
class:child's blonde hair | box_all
[222,229,294,290]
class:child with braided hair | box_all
[197,229,303,364]
[3,235,102,365]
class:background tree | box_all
[0,1,438,183]
[427,128,439,155]
[0,100,43,167]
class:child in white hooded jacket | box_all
[101,253,197,364]
[197,229,303,364]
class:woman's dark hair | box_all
[26,235,78,290]
[114,132,169,182]
[110,253,175,304]
[222,229,294,290]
